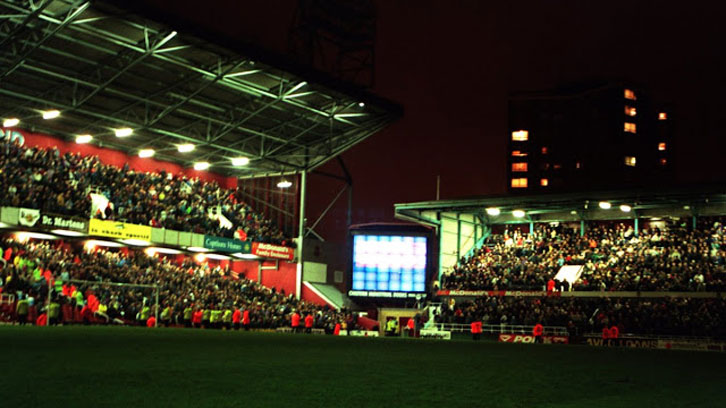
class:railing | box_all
[435,322,569,336]
[582,332,716,342]
[0,293,15,305]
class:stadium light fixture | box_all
[358,102,365,107]
[42,109,61,119]
[139,149,155,158]
[85,239,123,248]
[231,157,249,166]
[3,118,19,127]
[194,253,207,263]
[187,247,210,253]
[0,222,9,228]
[177,144,195,153]
[194,162,210,171]
[121,239,151,246]
[599,201,612,210]
[486,207,501,216]
[51,229,85,237]
[205,253,231,260]
[115,127,133,137]
[277,179,292,188]
[233,253,260,260]
[512,210,526,218]
[76,134,93,144]
[15,232,57,241]
[148,247,182,255]
[620,204,632,213]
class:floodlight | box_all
[231,157,249,166]
[486,208,501,216]
[194,162,210,171]
[139,149,155,158]
[76,134,93,144]
[3,118,19,127]
[42,110,60,119]
[115,128,133,137]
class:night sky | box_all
[147,0,726,243]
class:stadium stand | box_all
[0,141,292,245]
[435,295,726,339]
[0,238,340,330]
[441,219,726,292]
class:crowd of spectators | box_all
[442,219,726,292]
[0,238,340,330]
[0,140,291,245]
[435,295,726,339]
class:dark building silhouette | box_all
[507,83,672,193]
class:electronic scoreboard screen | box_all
[350,234,428,295]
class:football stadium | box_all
[2,1,726,407]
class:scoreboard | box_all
[349,233,429,297]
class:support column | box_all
[347,184,352,229]
[580,220,585,237]
[692,215,697,230]
[258,261,263,284]
[456,213,461,261]
[529,221,534,234]
[634,217,639,236]
[296,170,307,300]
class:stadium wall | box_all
[16,129,237,189]
[300,283,330,308]
[260,261,297,296]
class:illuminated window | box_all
[624,156,636,167]
[660,158,667,166]
[511,178,528,188]
[576,161,582,169]
[512,162,528,172]
[624,122,637,133]
[511,150,528,157]
[540,178,549,187]
[511,130,529,141]
[659,112,667,120]
[625,106,637,116]
[541,146,548,154]
[553,164,562,170]
[624,89,636,100]
[658,142,666,151]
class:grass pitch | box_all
[1,326,725,408]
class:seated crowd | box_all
[436,296,726,339]
[442,219,726,292]
[0,238,341,331]
[0,140,291,245]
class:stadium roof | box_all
[395,184,726,225]
[0,0,401,178]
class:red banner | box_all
[252,242,294,261]
[498,334,569,344]
[438,290,560,297]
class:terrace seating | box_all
[442,220,726,292]
[0,140,292,246]
[0,238,339,330]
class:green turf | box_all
[1,326,725,408]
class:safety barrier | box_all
[435,322,569,336]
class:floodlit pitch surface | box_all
[1,326,725,407]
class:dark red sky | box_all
[148,0,726,243]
